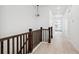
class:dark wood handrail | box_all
[32,29,40,32]
[42,29,48,30]
[0,32,29,41]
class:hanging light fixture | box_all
[35,5,40,17]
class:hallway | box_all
[32,40,79,54]
[32,32,79,54]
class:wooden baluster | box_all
[43,30,45,40]
[35,32,37,48]
[36,31,37,46]
[20,35,22,54]
[45,30,46,41]
[45,30,46,42]
[48,27,51,43]
[33,32,34,49]
[28,33,29,53]
[46,30,47,42]
[40,27,42,42]
[39,30,40,43]
[37,31,38,44]
[42,30,43,41]
[42,30,44,41]
[44,30,45,42]
[44,30,45,41]
[34,32,36,47]
[7,39,10,54]
[23,34,25,54]
[12,37,14,54]
[16,36,19,54]
[51,27,53,38]
[38,31,39,42]
[37,31,38,43]
[1,41,3,54]
[26,34,27,53]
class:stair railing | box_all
[0,27,53,54]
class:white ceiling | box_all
[39,5,72,15]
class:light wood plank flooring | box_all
[32,32,79,54]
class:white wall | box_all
[0,5,38,38]
[35,6,50,29]
[68,6,79,49]
[0,5,52,39]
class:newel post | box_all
[48,27,51,43]
[51,27,53,38]
[28,28,33,53]
[40,27,42,42]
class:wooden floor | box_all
[33,32,79,54]
[32,32,79,54]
